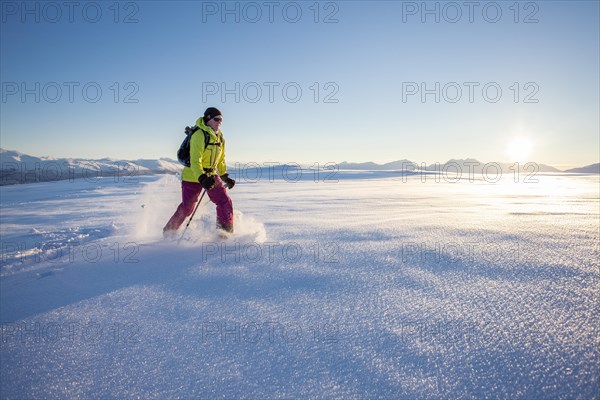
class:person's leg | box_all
[206,176,234,232]
[163,181,204,232]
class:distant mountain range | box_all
[1,148,598,185]
[339,159,599,174]
[563,164,600,173]
[0,148,182,185]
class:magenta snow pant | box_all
[164,177,233,231]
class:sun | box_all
[505,137,534,163]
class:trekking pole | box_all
[177,189,207,244]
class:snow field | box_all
[1,173,598,398]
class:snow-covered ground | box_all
[1,171,598,399]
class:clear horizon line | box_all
[1,147,597,171]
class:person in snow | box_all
[163,107,236,237]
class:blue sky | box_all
[1,0,598,168]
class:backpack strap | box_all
[188,125,222,149]
[202,128,223,149]
[203,131,210,149]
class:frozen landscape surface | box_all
[1,170,598,399]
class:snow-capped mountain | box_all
[0,148,182,185]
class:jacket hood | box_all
[196,117,221,135]
[196,117,208,130]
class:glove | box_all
[220,173,235,189]
[198,174,215,190]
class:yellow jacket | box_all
[181,117,227,183]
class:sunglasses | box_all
[212,117,223,122]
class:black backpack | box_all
[177,126,210,167]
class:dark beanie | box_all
[203,107,223,123]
